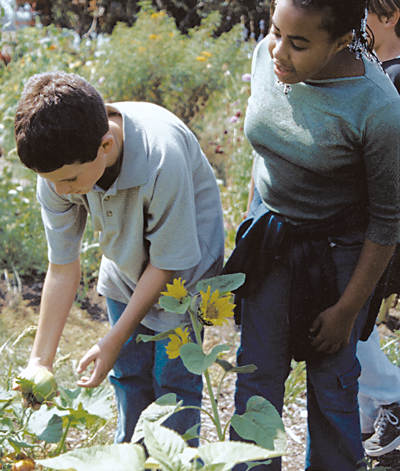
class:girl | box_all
[225,0,400,470]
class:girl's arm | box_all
[310,239,395,354]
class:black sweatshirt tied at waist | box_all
[222,204,383,361]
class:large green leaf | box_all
[230,396,286,455]
[37,443,146,471]
[143,422,189,471]
[180,343,230,375]
[55,386,113,424]
[195,273,245,294]
[198,441,276,470]
[131,393,183,443]
[159,295,191,314]
[27,406,63,443]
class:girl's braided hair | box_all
[271,0,375,57]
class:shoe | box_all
[362,432,373,442]
[364,402,400,457]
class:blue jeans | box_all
[231,195,369,470]
[106,298,202,444]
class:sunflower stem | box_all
[189,308,224,441]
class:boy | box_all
[14,71,225,443]
[355,0,400,457]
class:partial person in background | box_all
[15,0,35,29]
[0,0,16,65]
[356,0,400,458]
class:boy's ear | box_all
[384,10,400,28]
[99,131,114,152]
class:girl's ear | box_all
[335,31,353,53]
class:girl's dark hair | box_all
[369,0,400,37]
[271,0,374,54]
[15,71,109,173]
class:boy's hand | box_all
[76,336,120,388]
[309,304,356,355]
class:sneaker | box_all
[361,432,373,442]
[364,402,400,457]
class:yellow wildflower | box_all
[199,286,235,326]
[149,33,159,40]
[201,51,212,57]
[196,56,207,62]
[161,277,188,301]
[165,327,191,359]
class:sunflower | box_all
[165,327,191,359]
[199,286,235,326]
[161,277,188,301]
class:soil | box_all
[1,276,399,470]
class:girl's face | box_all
[268,0,349,83]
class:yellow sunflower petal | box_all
[200,287,235,326]
[165,327,191,359]
[160,277,188,301]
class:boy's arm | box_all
[29,259,81,369]
[77,262,174,388]
[310,239,395,354]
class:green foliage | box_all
[86,3,249,123]
[381,329,400,367]
[0,165,47,276]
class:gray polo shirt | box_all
[37,101,224,332]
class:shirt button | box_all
[104,195,111,201]
[106,210,113,217]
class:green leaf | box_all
[195,273,245,294]
[230,396,287,455]
[182,423,200,442]
[198,441,278,470]
[143,422,189,471]
[37,443,146,471]
[159,295,191,314]
[215,359,258,374]
[7,437,36,453]
[55,386,113,422]
[180,344,230,375]
[0,387,17,402]
[27,407,63,443]
[131,393,183,443]
[136,324,189,343]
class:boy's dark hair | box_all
[15,71,109,173]
[271,0,374,52]
[369,0,400,37]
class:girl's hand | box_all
[309,304,356,355]
[76,336,120,388]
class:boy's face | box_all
[38,150,106,195]
[367,12,387,53]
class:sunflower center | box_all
[206,304,219,320]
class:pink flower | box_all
[242,73,251,82]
